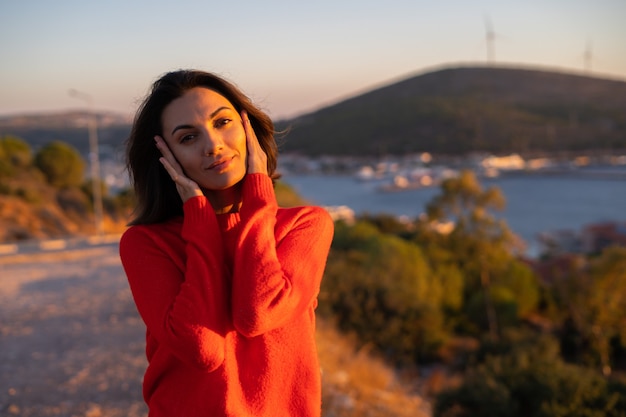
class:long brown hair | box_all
[126,70,279,225]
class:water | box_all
[281,173,626,257]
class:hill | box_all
[2,66,626,157]
[0,111,132,158]
[276,66,626,156]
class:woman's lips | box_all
[207,156,233,171]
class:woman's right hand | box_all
[155,135,204,203]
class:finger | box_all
[241,111,267,175]
[155,136,183,174]
[155,136,186,183]
[158,156,180,182]
[154,137,202,202]
[241,111,258,147]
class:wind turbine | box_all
[583,38,593,74]
[484,15,496,64]
[485,15,496,63]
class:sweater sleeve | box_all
[230,174,334,337]
[119,196,228,371]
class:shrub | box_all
[434,332,626,417]
[57,187,91,216]
[465,286,518,332]
[34,141,85,188]
[14,187,42,204]
[321,220,449,363]
[0,135,32,168]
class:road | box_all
[0,238,148,417]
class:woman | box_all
[119,70,334,417]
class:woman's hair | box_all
[126,69,279,225]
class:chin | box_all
[201,174,246,192]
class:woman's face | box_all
[161,87,247,191]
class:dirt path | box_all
[0,245,148,417]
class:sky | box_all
[1,0,625,120]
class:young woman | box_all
[119,70,334,416]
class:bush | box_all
[15,187,42,204]
[321,220,449,363]
[57,187,91,216]
[0,135,32,167]
[465,286,519,332]
[434,332,626,417]
[0,135,33,177]
[35,141,85,188]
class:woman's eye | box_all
[180,134,196,143]
[216,118,232,128]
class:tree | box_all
[558,246,626,375]
[0,135,33,176]
[34,141,85,188]
[499,261,540,318]
[321,220,449,363]
[420,170,537,338]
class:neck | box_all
[204,183,243,214]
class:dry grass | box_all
[316,320,432,417]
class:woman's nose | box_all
[203,131,224,156]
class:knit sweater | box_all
[119,174,334,417]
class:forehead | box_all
[162,87,234,124]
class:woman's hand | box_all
[155,135,204,203]
[242,111,268,176]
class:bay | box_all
[281,173,626,257]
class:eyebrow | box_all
[170,106,233,135]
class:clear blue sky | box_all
[1,0,625,120]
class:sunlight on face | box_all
[161,87,247,191]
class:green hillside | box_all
[276,66,626,156]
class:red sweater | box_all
[119,174,334,417]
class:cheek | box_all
[171,148,197,172]
[229,129,247,154]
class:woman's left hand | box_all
[242,111,268,175]
[155,135,204,203]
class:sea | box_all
[281,171,626,258]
